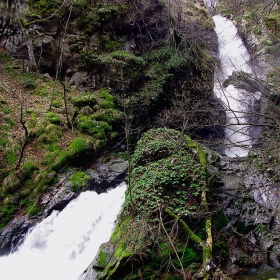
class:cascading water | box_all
[0,182,126,280]
[204,0,257,157]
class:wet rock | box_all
[0,215,34,256]
[92,242,115,269]
[78,242,115,280]
[244,172,280,210]
[41,182,77,218]
[92,158,128,193]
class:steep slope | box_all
[0,0,222,241]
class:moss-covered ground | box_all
[0,47,122,227]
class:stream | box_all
[205,0,258,157]
[0,182,126,280]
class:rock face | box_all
[84,140,280,279]
[210,152,280,274]
[0,216,34,256]
[0,0,222,143]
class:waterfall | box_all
[204,1,257,157]
[0,182,126,280]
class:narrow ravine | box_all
[0,183,126,280]
[205,0,258,157]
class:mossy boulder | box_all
[90,128,211,279]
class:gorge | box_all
[0,0,280,279]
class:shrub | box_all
[21,74,37,89]
[110,50,146,66]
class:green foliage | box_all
[26,0,64,17]
[264,11,280,35]
[81,52,112,67]
[145,45,189,70]
[76,10,101,32]
[75,2,127,37]
[20,74,37,89]
[92,108,121,124]
[110,50,146,66]
[132,128,188,166]
[0,51,10,63]
[4,148,17,165]
[125,128,207,216]
[69,171,91,192]
[105,40,124,52]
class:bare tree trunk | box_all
[16,97,28,169]
[60,79,72,129]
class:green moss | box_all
[24,201,41,216]
[26,0,65,17]
[0,203,16,229]
[51,99,62,108]
[45,112,61,124]
[2,172,21,195]
[22,160,37,177]
[52,150,70,171]
[98,100,115,109]
[69,138,87,154]
[69,171,91,192]
[71,92,97,107]
[98,250,108,268]
[92,109,121,124]
[77,116,111,139]
[37,122,62,145]
[34,171,57,188]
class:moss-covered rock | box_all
[90,128,212,279]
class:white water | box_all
[204,0,255,157]
[213,14,254,157]
[0,182,126,280]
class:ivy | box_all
[124,128,207,218]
